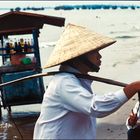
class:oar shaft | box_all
[0,71,127,88]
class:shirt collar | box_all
[59,65,93,93]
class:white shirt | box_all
[33,67,128,139]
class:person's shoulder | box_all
[55,72,77,81]
[54,72,82,90]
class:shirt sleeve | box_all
[91,89,128,118]
[57,74,128,118]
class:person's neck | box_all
[60,63,89,74]
[72,61,90,74]
[59,65,81,73]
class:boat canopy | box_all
[0,11,65,36]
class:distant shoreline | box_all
[1,4,140,12]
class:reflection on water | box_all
[0,121,11,140]
[0,109,39,139]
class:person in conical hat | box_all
[33,24,140,139]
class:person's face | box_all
[85,50,102,68]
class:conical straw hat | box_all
[44,23,116,68]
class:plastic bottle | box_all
[24,39,28,52]
[20,38,25,52]
[27,39,32,52]
[17,39,22,53]
[5,39,10,54]
[9,39,16,54]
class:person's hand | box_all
[128,109,138,127]
[124,81,140,99]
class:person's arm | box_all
[124,80,140,129]
[58,73,140,118]
[58,73,128,118]
[123,81,140,99]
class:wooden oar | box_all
[0,71,128,88]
